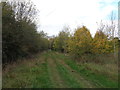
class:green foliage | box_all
[2,1,118,64]
[53,27,70,53]
[48,36,55,50]
[51,25,118,62]
[112,37,119,51]
[2,2,20,63]
[51,25,117,60]
[2,1,49,64]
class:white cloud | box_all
[32,0,118,36]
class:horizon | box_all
[32,0,118,37]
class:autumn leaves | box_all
[52,26,118,59]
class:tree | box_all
[92,30,113,54]
[2,1,49,64]
[2,2,19,63]
[49,36,56,50]
[10,0,37,23]
[53,26,70,53]
[68,26,93,58]
[103,12,117,56]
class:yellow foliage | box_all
[92,30,113,54]
[67,26,93,57]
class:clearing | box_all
[3,51,118,88]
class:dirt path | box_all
[58,59,97,88]
[47,54,68,88]
[49,52,82,88]
[54,53,97,88]
[3,51,117,88]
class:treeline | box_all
[50,26,119,61]
[2,0,119,64]
[2,1,49,64]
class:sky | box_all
[31,0,119,37]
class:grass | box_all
[32,59,53,88]
[3,52,53,88]
[3,51,118,88]
[55,62,81,88]
[47,51,82,88]
[54,52,118,88]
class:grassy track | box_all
[3,51,118,88]
[47,53,67,88]
[54,52,118,88]
[51,52,96,88]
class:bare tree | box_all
[8,0,38,23]
[96,20,105,32]
[96,11,117,57]
[106,11,116,57]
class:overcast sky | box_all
[32,0,119,37]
